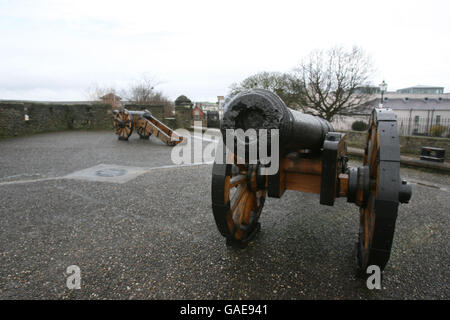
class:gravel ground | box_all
[0,131,449,299]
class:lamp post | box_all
[379,80,387,107]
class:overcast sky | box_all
[0,0,449,102]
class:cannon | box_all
[211,89,412,272]
[113,108,183,146]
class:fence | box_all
[332,114,450,137]
[397,117,450,137]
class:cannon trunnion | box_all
[211,89,412,273]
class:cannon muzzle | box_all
[221,89,333,153]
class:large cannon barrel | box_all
[221,89,334,152]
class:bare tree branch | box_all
[294,46,374,121]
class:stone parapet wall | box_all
[0,102,113,138]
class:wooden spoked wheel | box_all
[357,108,401,272]
[135,117,152,139]
[113,111,133,140]
[211,156,267,248]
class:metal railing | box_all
[397,117,450,137]
[332,114,449,137]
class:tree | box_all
[123,76,157,104]
[294,46,374,121]
[121,76,174,117]
[85,85,118,102]
[229,71,306,109]
[86,76,175,117]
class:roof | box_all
[175,95,192,105]
[400,85,444,89]
[396,85,444,92]
[100,93,121,100]
[376,98,450,111]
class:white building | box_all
[331,86,450,137]
[382,97,450,136]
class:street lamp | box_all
[379,80,388,106]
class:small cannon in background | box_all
[211,89,412,272]
[113,109,183,146]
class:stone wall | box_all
[0,102,113,138]
[175,106,192,130]
[0,102,184,139]
[343,130,450,159]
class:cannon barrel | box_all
[113,109,152,119]
[221,89,334,152]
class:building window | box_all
[436,115,441,125]
[414,116,420,124]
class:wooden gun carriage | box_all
[113,109,183,146]
[211,89,412,272]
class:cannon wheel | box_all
[211,154,267,248]
[357,108,401,272]
[113,110,133,140]
[135,117,152,139]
